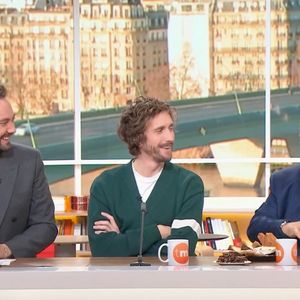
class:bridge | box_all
[11,88,300,184]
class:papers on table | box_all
[0,259,16,266]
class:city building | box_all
[0,0,169,115]
[1,0,300,115]
[210,0,300,95]
[80,0,169,109]
[0,3,72,115]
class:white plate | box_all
[253,246,276,256]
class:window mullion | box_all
[73,0,82,196]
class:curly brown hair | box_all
[0,84,7,99]
[117,96,176,156]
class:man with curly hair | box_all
[0,84,57,258]
[88,96,204,257]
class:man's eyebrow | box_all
[0,114,15,123]
[0,118,9,123]
[153,122,174,130]
[153,125,165,130]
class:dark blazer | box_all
[0,143,57,257]
[247,165,300,251]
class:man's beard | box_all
[0,135,12,151]
[143,142,173,163]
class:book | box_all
[206,217,216,250]
[212,218,227,250]
[223,219,234,247]
[230,220,242,247]
[63,219,74,235]
[73,223,82,251]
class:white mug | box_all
[275,238,297,266]
[158,239,189,266]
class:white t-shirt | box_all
[132,164,163,202]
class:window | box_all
[4,1,299,210]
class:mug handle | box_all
[158,243,168,263]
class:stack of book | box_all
[201,217,242,250]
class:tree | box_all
[37,69,59,115]
[169,42,201,100]
[145,65,170,101]
[290,39,300,88]
[5,23,28,120]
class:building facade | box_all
[1,0,300,116]
[0,0,169,115]
[210,0,300,96]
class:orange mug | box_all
[158,239,189,266]
[275,238,297,266]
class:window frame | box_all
[43,1,300,211]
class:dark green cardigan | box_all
[88,161,204,256]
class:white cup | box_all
[158,239,189,266]
[275,238,298,266]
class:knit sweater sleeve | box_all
[88,176,161,257]
[167,173,204,256]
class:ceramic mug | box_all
[275,238,297,266]
[158,239,189,266]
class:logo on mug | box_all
[275,239,297,265]
[173,242,189,264]
[275,243,284,263]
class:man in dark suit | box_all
[247,165,300,253]
[0,85,57,258]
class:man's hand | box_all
[157,225,171,239]
[93,212,120,234]
[0,244,12,259]
[281,221,300,238]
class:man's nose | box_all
[7,121,16,134]
[166,129,175,141]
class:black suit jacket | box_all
[0,144,57,257]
